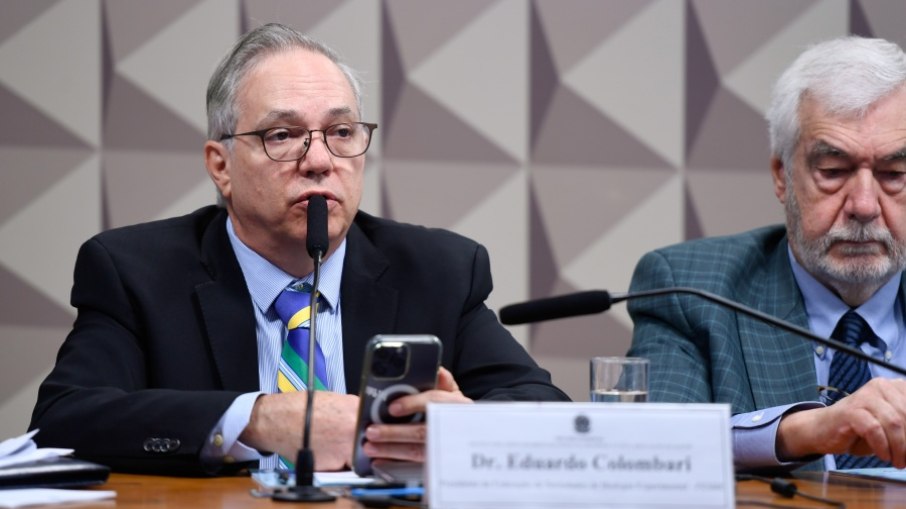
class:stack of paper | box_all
[1,489,115,509]
[0,430,73,469]
[0,430,115,507]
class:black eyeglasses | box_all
[817,385,851,405]
[219,122,378,162]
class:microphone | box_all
[499,287,906,377]
[273,194,334,503]
[306,194,329,259]
[499,290,611,325]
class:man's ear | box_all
[204,140,231,200]
[771,156,787,204]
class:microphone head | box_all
[306,195,329,259]
[499,290,613,325]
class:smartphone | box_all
[351,335,442,477]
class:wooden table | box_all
[67,471,906,507]
[739,472,906,508]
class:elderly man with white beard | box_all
[627,36,906,473]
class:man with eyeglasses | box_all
[30,23,568,475]
[628,36,906,472]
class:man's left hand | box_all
[362,367,472,462]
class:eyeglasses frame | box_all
[219,122,378,162]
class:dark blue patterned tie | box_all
[828,310,890,469]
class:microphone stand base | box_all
[272,486,336,503]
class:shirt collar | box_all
[225,217,345,314]
[788,246,901,352]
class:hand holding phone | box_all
[351,335,442,476]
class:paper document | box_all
[833,467,906,483]
[0,488,115,508]
[251,469,375,494]
[0,430,73,469]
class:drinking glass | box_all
[589,357,649,402]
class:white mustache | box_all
[822,224,894,250]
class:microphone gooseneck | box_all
[499,286,906,378]
[273,194,334,503]
[302,194,329,457]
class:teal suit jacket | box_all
[628,225,906,471]
[627,225,821,412]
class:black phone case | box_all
[351,335,441,476]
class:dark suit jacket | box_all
[30,206,568,475]
[626,225,906,470]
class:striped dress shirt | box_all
[203,218,347,470]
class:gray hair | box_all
[766,36,906,171]
[206,22,363,142]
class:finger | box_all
[840,380,906,465]
[845,404,892,463]
[366,423,427,444]
[362,440,426,462]
[880,380,906,468]
[878,410,906,468]
[389,389,472,416]
[437,367,459,392]
[867,382,906,467]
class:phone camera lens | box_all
[372,344,409,379]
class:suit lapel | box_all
[195,211,259,392]
[737,236,817,409]
[340,222,399,392]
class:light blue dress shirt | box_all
[732,248,905,470]
[202,218,348,469]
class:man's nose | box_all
[299,132,333,174]
[845,169,882,223]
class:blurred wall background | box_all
[2,0,905,439]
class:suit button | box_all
[143,437,180,454]
[213,434,224,448]
[164,438,181,452]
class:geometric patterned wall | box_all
[2,0,904,439]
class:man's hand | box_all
[777,378,906,468]
[362,367,472,462]
[240,391,359,471]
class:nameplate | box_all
[426,402,733,509]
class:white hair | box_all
[766,36,906,170]
[206,23,363,143]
